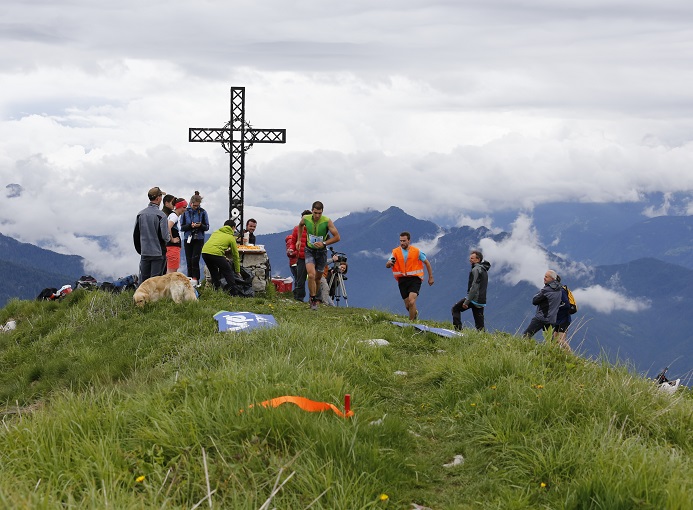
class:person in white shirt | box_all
[166,198,187,273]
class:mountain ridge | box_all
[2,203,692,377]
[260,207,693,377]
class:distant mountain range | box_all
[2,202,692,378]
[259,205,693,379]
[528,201,693,269]
[0,234,85,305]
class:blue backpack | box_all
[113,274,138,291]
[100,274,138,293]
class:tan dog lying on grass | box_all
[133,272,198,307]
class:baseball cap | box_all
[148,186,166,199]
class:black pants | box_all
[522,318,552,338]
[201,253,235,291]
[293,258,307,301]
[184,239,204,280]
[451,299,485,331]
[139,256,166,284]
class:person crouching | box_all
[201,220,241,292]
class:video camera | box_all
[326,247,349,306]
[329,247,348,264]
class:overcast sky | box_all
[2,0,693,285]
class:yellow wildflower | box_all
[540,482,547,488]
[379,493,389,501]
[136,475,145,483]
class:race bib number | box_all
[309,234,323,245]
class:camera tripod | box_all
[327,267,349,307]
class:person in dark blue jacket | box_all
[553,275,573,352]
[522,269,562,338]
[179,191,210,286]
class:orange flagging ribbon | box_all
[246,396,354,418]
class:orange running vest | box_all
[391,246,424,281]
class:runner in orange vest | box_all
[386,231,434,320]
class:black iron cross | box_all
[189,86,286,230]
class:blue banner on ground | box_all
[391,321,462,338]
[214,311,278,333]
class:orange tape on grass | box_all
[246,395,354,418]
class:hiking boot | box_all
[310,298,319,311]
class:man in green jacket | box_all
[201,220,241,291]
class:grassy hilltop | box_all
[0,288,691,509]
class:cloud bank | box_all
[573,285,651,314]
[1,0,692,276]
[479,213,649,313]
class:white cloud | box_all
[479,214,550,286]
[642,192,673,218]
[455,214,497,231]
[572,285,651,314]
[2,0,693,275]
[476,213,595,288]
[413,230,445,258]
[357,231,444,261]
[356,249,392,260]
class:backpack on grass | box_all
[113,274,138,292]
[99,274,138,293]
[99,282,116,292]
[74,275,98,290]
[37,288,58,301]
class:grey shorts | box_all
[305,248,328,273]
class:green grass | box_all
[0,288,691,508]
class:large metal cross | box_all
[189,86,286,230]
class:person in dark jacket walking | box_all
[522,269,562,338]
[133,186,170,283]
[451,250,490,331]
